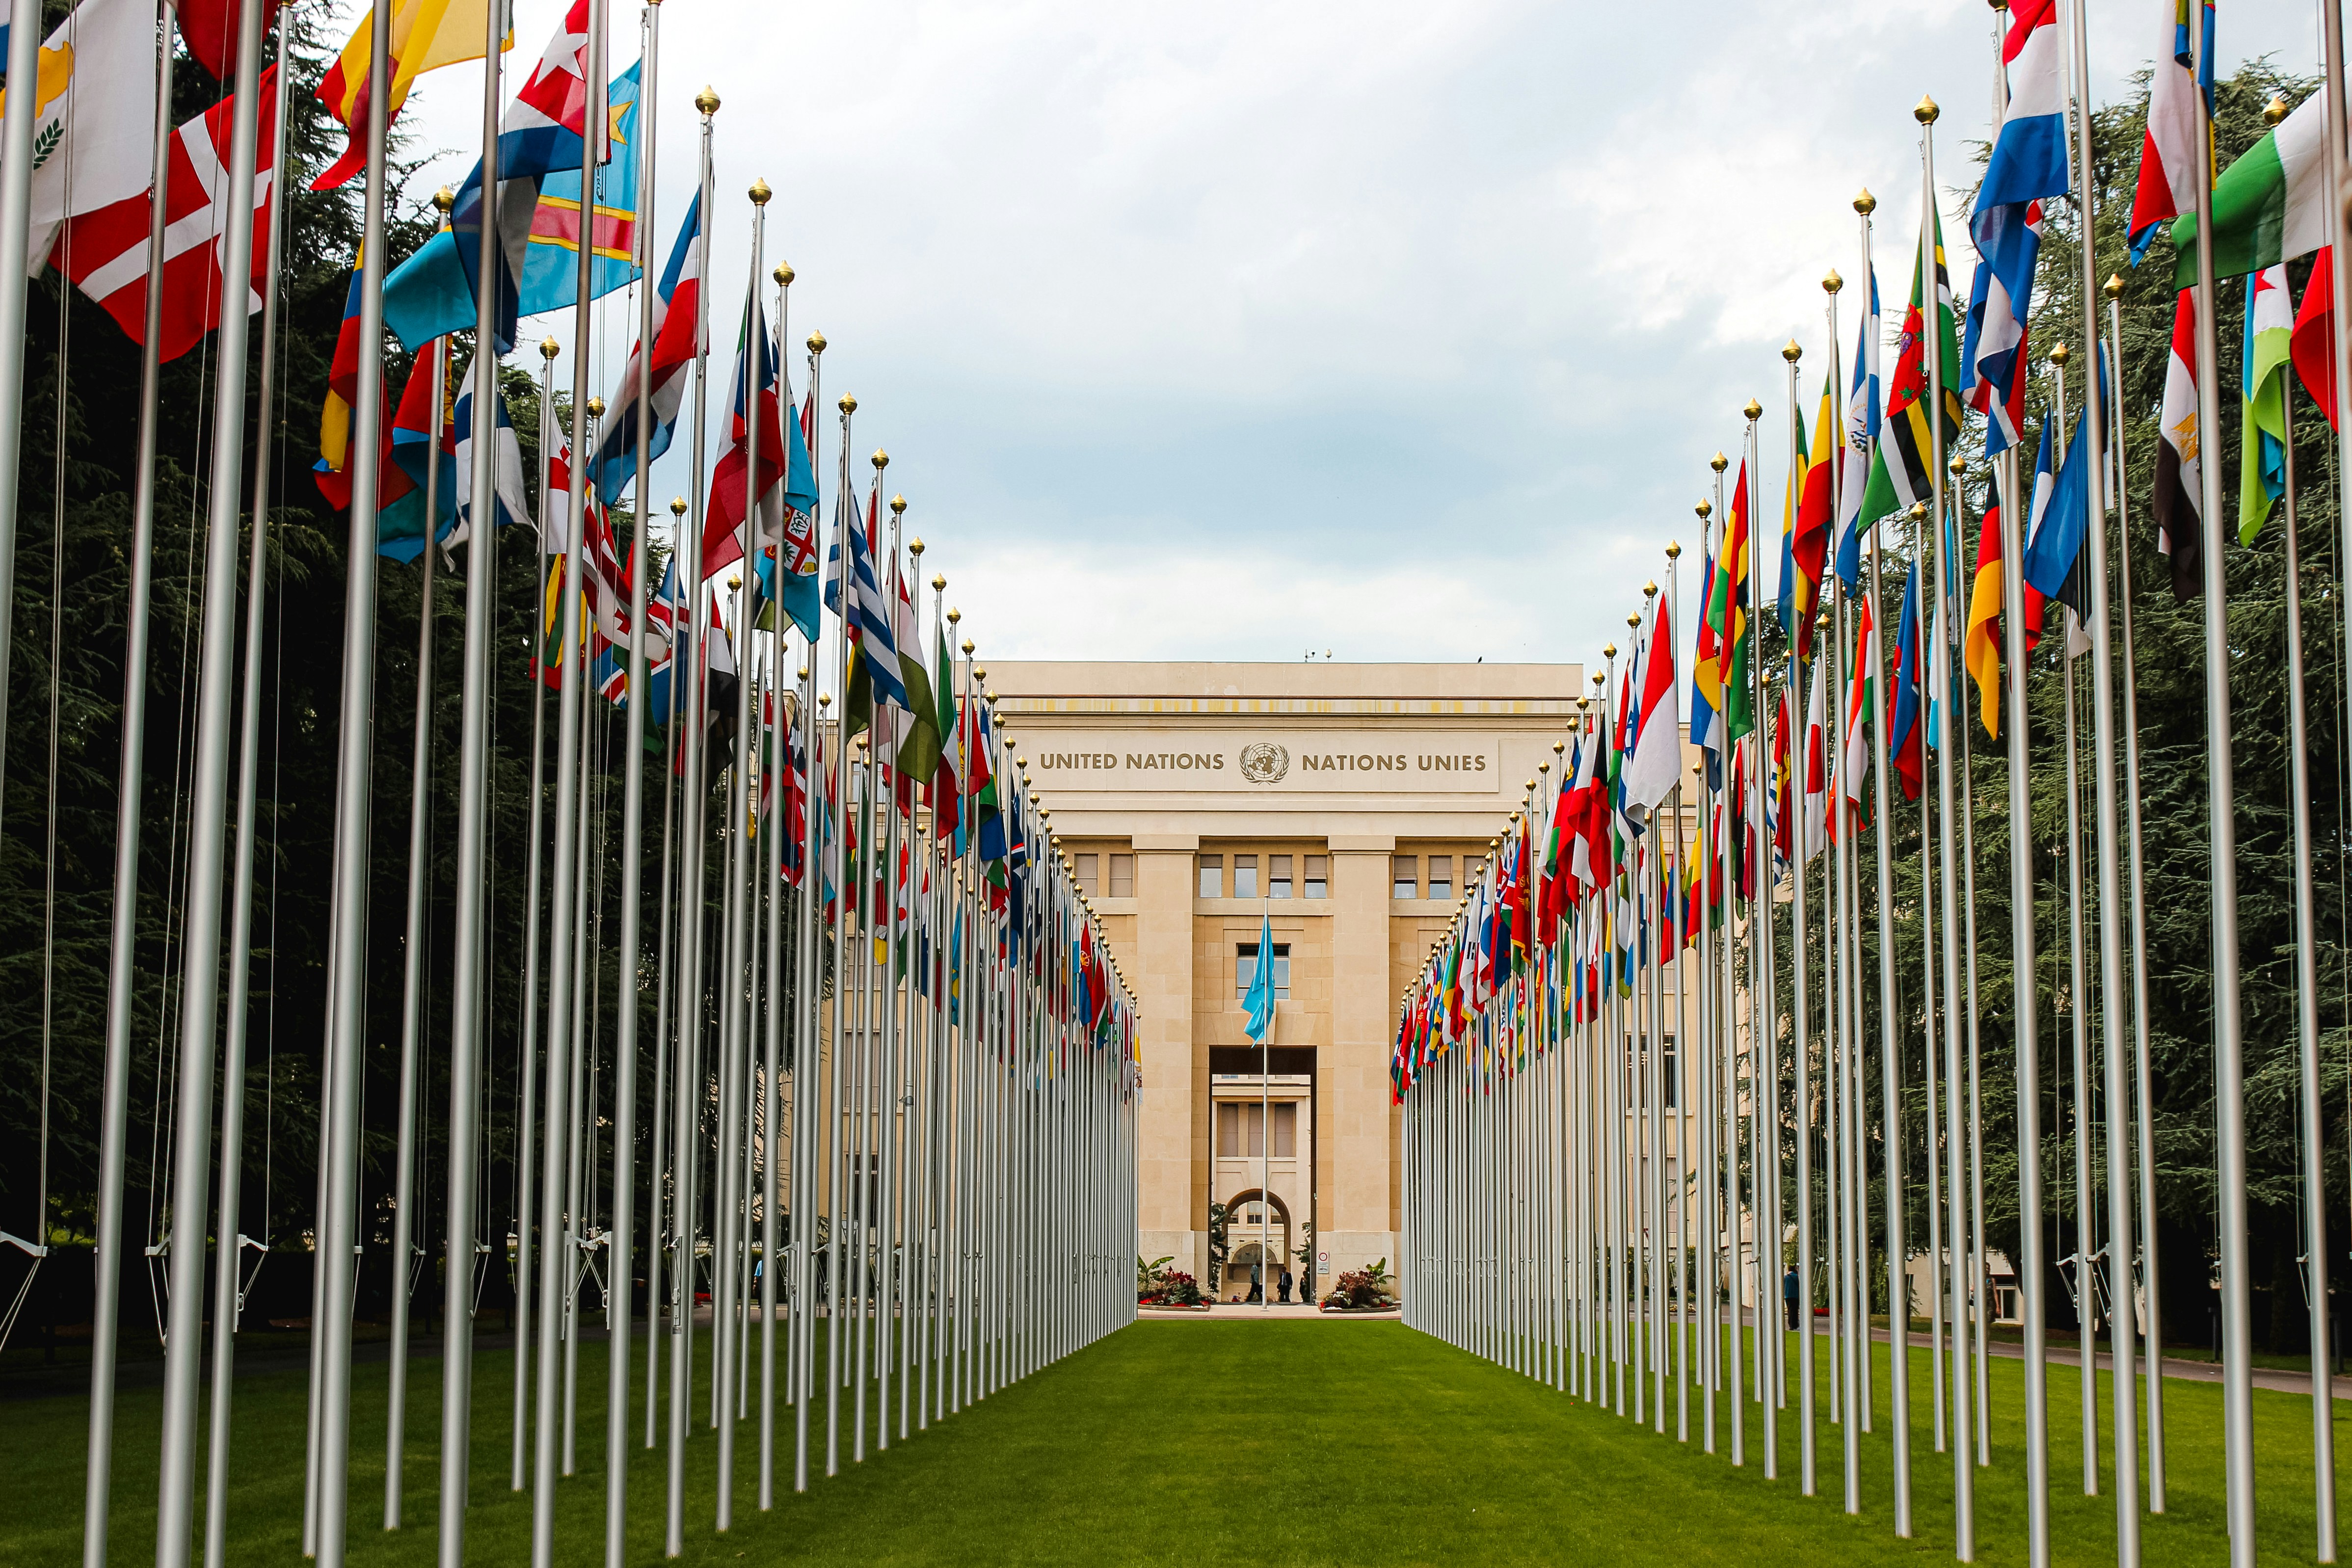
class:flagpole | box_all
[758,263,790,1509]
[1949,448,1992,1480]
[2103,272,2165,1508]
[150,0,275,1551]
[667,86,720,1559]
[516,336,561,1498]
[315,0,399,1554]
[81,13,179,1559]
[386,326,448,1532]
[1783,339,1818,1497]
[207,29,296,1565]
[794,328,826,1497]
[533,5,609,1555]
[0,0,57,845]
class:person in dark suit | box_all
[1278,1268,1294,1304]
[1784,1266,1802,1330]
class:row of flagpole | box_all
[1394,0,2352,1564]
[0,0,1144,1563]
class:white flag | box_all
[5,0,161,271]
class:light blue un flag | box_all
[1242,909,1276,1044]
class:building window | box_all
[1198,854,1222,900]
[1109,853,1134,898]
[1304,855,1328,900]
[1662,1035,1677,1109]
[1237,942,1290,1000]
[1392,855,1417,899]
[1272,1101,1297,1157]
[1269,854,1293,899]
[1216,1101,1240,1156]
[1233,854,1259,900]
[1427,855,1454,902]
[1073,852,1099,897]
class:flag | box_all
[1964,471,2010,737]
[1771,686,1793,871]
[381,59,642,354]
[2129,0,2204,261]
[314,250,410,517]
[2171,87,2331,289]
[2294,248,2340,429]
[926,622,961,840]
[1690,521,1723,783]
[54,66,280,363]
[378,339,453,560]
[2239,264,2292,542]
[1777,376,1812,642]
[704,290,819,633]
[881,565,942,786]
[1801,656,1827,863]
[588,189,701,503]
[2024,401,2093,624]
[312,0,506,192]
[504,0,596,173]
[13,0,161,271]
[825,488,907,710]
[2154,287,2204,600]
[1858,215,1964,538]
[1836,267,1883,590]
[174,0,282,83]
[1962,205,2043,456]
[448,365,533,555]
[1841,591,1874,819]
[1705,461,1753,739]
[1888,562,1924,802]
[1620,594,1679,822]
[1788,377,1836,656]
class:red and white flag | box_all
[1840,592,1874,820]
[2294,248,2339,432]
[1801,655,1827,864]
[1618,593,1680,822]
[2126,0,2199,259]
[54,65,280,364]
[2153,287,2203,601]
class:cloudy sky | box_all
[395,0,2319,668]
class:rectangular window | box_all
[1236,943,1291,1000]
[1216,1101,1240,1156]
[1661,1035,1678,1110]
[1303,855,1328,900]
[1109,853,1134,898]
[1198,854,1222,900]
[1392,854,1418,899]
[1233,854,1259,900]
[1427,855,1454,902]
[1269,854,1293,900]
[1272,1102,1297,1157]
[1074,852,1099,897]
[1243,1104,1266,1157]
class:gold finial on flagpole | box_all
[1824,268,1843,294]
[670,497,687,517]
[931,574,945,591]
[1743,399,1763,422]
[1666,541,1682,559]
[1602,643,1617,660]
[838,393,857,413]
[541,337,561,360]
[872,449,889,471]
[2050,342,2070,366]
[1553,740,1566,755]
[1711,452,1729,473]
[433,186,455,216]
[1915,95,1939,125]
[2104,273,2126,299]
[1783,339,1801,363]
[1695,499,1712,519]
[1950,451,1967,478]
[808,331,827,355]
[775,262,794,287]
[749,178,772,205]
[1854,188,1877,215]
[2266,96,2290,127]
[1908,502,1929,523]
[587,397,604,419]
[696,85,721,116]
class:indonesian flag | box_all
[2153,287,2203,601]
[55,66,279,365]
[1619,594,1679,824]
[2127,0,2202,262]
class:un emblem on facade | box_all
[1238,742,1289,784]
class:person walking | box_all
[1783,1264,1802,1331]
[1248,1261,1263,1303]
[1278,1268,1294,1304]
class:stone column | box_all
[1326,836,1396,1280]
[1132,837,1201,1282]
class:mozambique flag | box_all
[1858,212,1964,534]
[1704,461,1754,739]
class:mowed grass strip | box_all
[5,1318,2352,1564]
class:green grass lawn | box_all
[3,1316,2348,1564]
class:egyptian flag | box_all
[2152,287,2203,600]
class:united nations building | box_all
[986,660,1583,1298]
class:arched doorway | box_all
[1219,1188,1291,1303]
